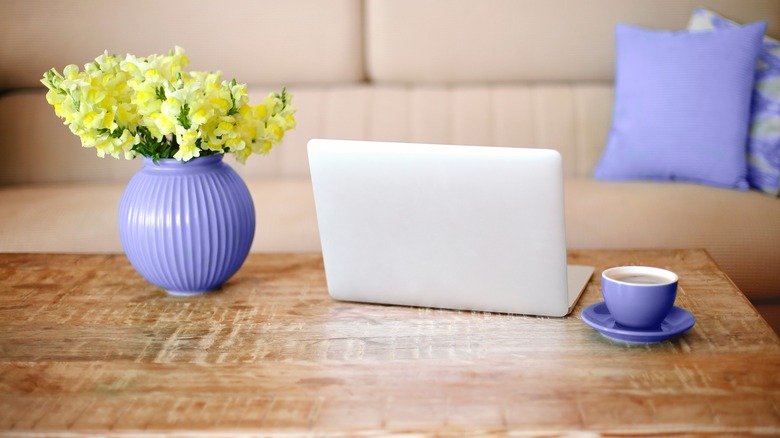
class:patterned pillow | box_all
[689,8,780,197]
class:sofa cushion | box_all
[2,177,779,302]
[563,178,780,302]
[688,8,780,197]
[594,22,766,189]
[0,179,320,254]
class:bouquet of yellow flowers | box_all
[41,47,296,163]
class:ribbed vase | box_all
[118,155,255,295]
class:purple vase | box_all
[118,155,255,295]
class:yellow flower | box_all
[176,129,200,154]
[161,46,189,79]
[115,103,137,126]
[216,120,234,135]
[62,64,80,82]
[94,137,115,158]
[160,97,182,124]
[151,112,176,136]
[233,146,252,164]
[45,89,66,114]
[144,69,163,86]
[41,47,296,162]
[190,105,211,126]
[81,111,100,130]
[253,104,267,120]
[173,141,200,162]
[116,129,139,159]
[119,54,147,80]
[208,96,231,113]
[225,137,245,152]
[256,140,273,155]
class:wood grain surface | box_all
[0,249,778,435]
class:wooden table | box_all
[1,249,779,435]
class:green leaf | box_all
[227,79,239,116]
[177,103,191,130]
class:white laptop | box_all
[307,139,593,317]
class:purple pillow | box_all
[594,22,767,189]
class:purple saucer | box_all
[581,302,695,344]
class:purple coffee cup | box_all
[601,266,678,329]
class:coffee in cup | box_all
[609,273,669,285]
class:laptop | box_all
[307,139,593,317]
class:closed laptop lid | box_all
[308,139,584,317]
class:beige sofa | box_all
[2,0,779,331]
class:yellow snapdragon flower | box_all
[41,47,295,162]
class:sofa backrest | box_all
[1,0,778,184]
[0,0,364,90]
[365,0,780,83]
